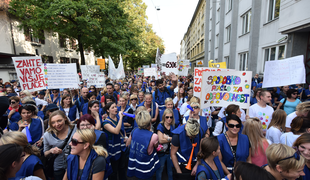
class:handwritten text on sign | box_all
[263,55,306,88]
[87,73,105,88]
[194,67,232,98]
[12,57,45,91]
[200,71,252,109]
[81,65,100,80]
[144,68,157,77]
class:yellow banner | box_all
[97,59,106,69]
[208,61,227,69]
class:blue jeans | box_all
[156,153,173,180]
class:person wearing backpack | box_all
[152,73,178,111]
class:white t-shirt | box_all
[35,98,48,107]
[280,132,301,147]
[249,103,274,130]
[173,97,184,110]
[63,107,80,120]
[285,111,297,128]
[218,107,246,121]
[179,102,189,116]
[266,126,282,144]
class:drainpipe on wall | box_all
[9,15,16,55]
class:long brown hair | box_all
[61,94,73,108]
[46,110,74,135]
[268,109,286,131]
[242,118,265,155]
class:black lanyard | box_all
[224,132,237,165]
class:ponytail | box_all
[93,145,108,158]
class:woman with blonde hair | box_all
[19,90,34,100]
[118,95,134,136]
[43,110,76,180]
[266,109,286,144]
[63,129,108,180]
[263,144,306,180]
[242,118,269,167]
[127,110,160,180]
[159,98,181,126]
[183,102,209,135]
[293,133,310,179]
[156,108,176,180]
[129,94,138,113]
[0,131,46,180]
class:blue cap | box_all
[46,104,59,111]
[38,91,45,95]
[11,80,16,83]
[5,85,11,88]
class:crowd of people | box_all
[0,72,309,180]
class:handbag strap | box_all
[224,132,237,165]
[59,127,74,150]
[88,156,99,180]
[105,118,124,138]
[200,161,213,180]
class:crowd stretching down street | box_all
[0,72,309,180]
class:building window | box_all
[42,55,54,63]
[201,24,204,37]
[241,11,251,35]
[24,28,45,44]
[226,0,232,12]
[263,45,286,70]
[59,35,66,48]
[71,58,80,70]
[9,73,18,81]
[201,40,204,51]
[225,56,229,68]
[60,57,70,63]
[226,25,231,43]
[239,52,249,71]
[268,0,280,21]
[216,34,219,48]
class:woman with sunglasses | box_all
[242,118,269,167]
[139,93,159,130]
[60,94,79,122]
[156,108,176,180]
[102,102,127,180]
[264,144,305,180]
[0,144,24,180]
[293,133,310,179]
[213,104,244,136]
[129,94,138,113]
[266,109,286,144]
[159,98,181,127]
[127,110,160,180]
[118,95,134,136]
[280,116,310,147]
[50,89,61,106]
[7,96,21,128]
[43,110,76,180]
[183,102,209,135]
[217,115,251,173]
[87,100,102,130]
[196,137,229,180]
[277,89,301,115]
[63,129,108,180]
[0,131,46,180]
[89,85,97,94]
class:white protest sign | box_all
[115,55,125,80]
[43,63,79,89]
[81,65,100,80]
[161,53,178,75]
[151,64,157,69]
[12,56,45,91]
[108,56,117,80]
[87,73,106,88]
[144,68,157,77]
[178,60,190,76]
[143,65,150,69]
[138,67,144,75]
[201,71,252,109]
[263,55,306,88]
[194,67,233,98]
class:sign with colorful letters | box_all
[200,70,252,109]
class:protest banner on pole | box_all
[97,59,106,69]
[12,56,45,91]
[87,73,105,88]
[81,65,100,80]
[44,63,79,89]
[178,60,190,76]
[161,53,178,75]
[200,70,252,109]
[144,68,157,77]
[108,56,118,80]
[115,55,125,80]
[155,48,162,72]
[138,67,144,75]
[194,67,233,98]
[263,55,306,88]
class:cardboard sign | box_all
[44,63,79,89]
[161,53,178,75]
[263,55,306,88]
[144,68,157,77]
[12,56,45,91]
[87,73,105,88]
[97,59,106,69]
[194,67,233,98]
[200,71,252,109]
[209,62,227,69]
[81,65,100,80]
[178,60,190,76]
[138,67,144,75]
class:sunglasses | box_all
[131,98,137,101]
[90,88,95,90]
[277,150,300,164]
[71,138,84,146]
[11,101,16,104]
[227,124,241,128]
[166,116,173,119]
[192,106,200,109]
[52,91,58,93]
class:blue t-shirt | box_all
[280,98,301,115]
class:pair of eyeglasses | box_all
[71,138,84,146]
[166,116,173,119]
[192,106,200,109]
[11,101,16,104]
[131,98,137,101]
[80,124,92,128]
[277,150,300,164]
[227,124,241,128]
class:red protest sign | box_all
[12,57,46,91]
